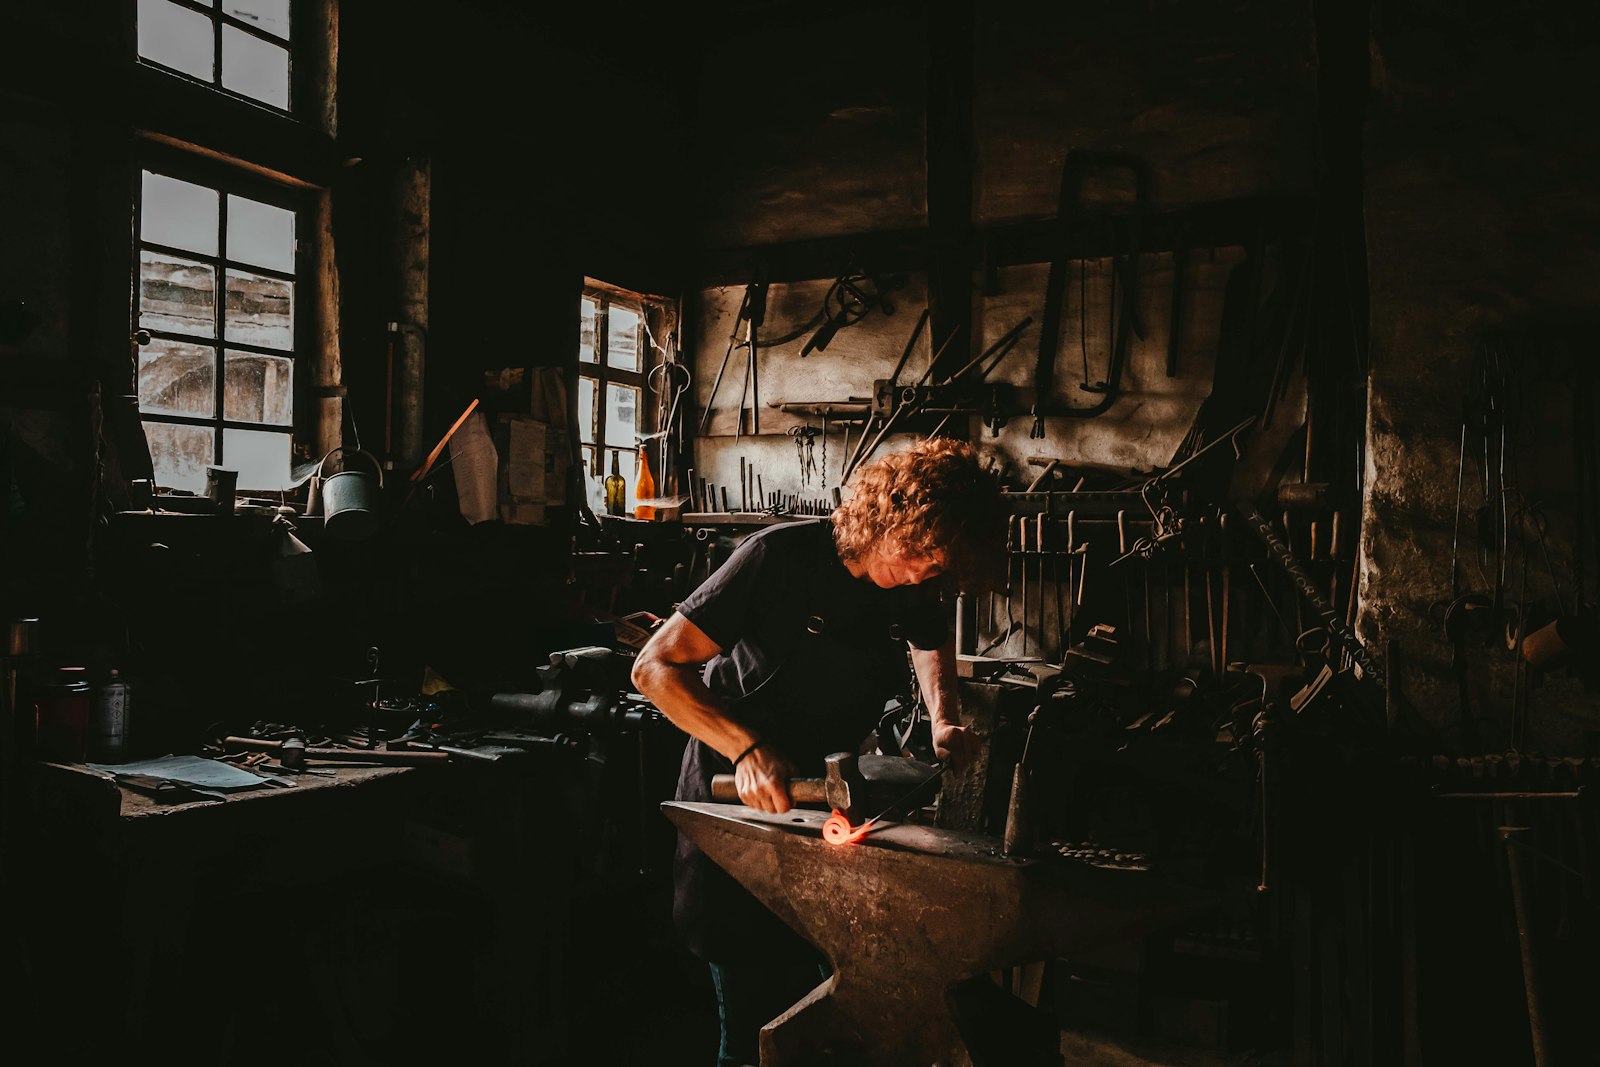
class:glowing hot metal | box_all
[822,811,873,845]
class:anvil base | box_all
[664,801,1220,1067]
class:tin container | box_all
[6,617,38,657]
[317,446,385,540]
[90,670,132,763]
[36,666,91,762]
[205,465,239,514]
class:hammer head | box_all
[823,751,868,824]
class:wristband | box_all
[733,740,765,768]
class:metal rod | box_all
[1239,503,1386,687]
[843,405,908,484]
[888,308,931,386]
[1501,826,1552,1067]
[944,316,1034,385]
[699,291,748,435]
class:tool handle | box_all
[710,774,828,804]
[221,736,449,765]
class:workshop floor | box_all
[27,860,721,1067]
[563,878,722,1067]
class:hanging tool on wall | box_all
[800,265,905,356]
[1111,415,1255,567]
[648,350,691,493]
[736,265,770,440]
[1239,501,1386,693]
[840,309,930,479]
[698,269,767,437]
[841,315,1034,482]
[789,425,820,489]
[1033,150,1150,422]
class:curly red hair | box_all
[832,436,1006,588]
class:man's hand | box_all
[931,720,982,775]
[734,743,799,813]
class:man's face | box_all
[862,539,946,589]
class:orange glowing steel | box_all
[822,811,873,846]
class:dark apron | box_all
[671,535,913,964]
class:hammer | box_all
[711,751,869,825]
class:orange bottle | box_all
[634,445,656,520]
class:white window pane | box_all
[578,377,597,444]
[221,25,290,110]
[604,384,639,449]
[223,427,292,491]
[140,251,216,338]
[139,339,215,418]
[225,269,293,349]
[138,0,214,82]
[226,0,290,39]
[142,172,219,256]
[145,422,214,493]
[224,350,293,425]
[227,195,294,272]
[608,304,640,372]
[579,298,597,364]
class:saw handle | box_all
[710,774,828,804]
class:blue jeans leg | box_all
[707,959,830,1067]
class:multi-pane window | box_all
[579,289,646,511]
[136,0,293,111]
[136,168,299,493]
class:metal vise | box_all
[488,646,655,736]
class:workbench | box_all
[10,753,590,1064]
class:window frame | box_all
[134,0,298,115]
[133,146,312,493]
[124,0,335,499]
[579,284,654,486]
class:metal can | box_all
[90,669,132,763]
[36,667,91,762]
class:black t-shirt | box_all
[677,518,946,762]
[670,518,950,963]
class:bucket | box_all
[37,666,91,762]
[317,447,385,540]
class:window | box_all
[135,166,302,493]
[129,0,326,497]
[579,283,663,513]
[136,0,293,111]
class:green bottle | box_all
[603,450,626,516]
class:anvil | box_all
[663,801,1221,1067]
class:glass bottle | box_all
[90,668,132,763]
[603,450,626,516]
[634,445,656,521]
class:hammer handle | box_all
[710,774,829,804]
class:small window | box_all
[136,167,301,493]
[578,283,675,514]
[136,0,294,112]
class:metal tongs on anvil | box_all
[710,751,942,845]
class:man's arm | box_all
[631,611,799,813]
[910,639,981,773]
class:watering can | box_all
[315,447,384,540]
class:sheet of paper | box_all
[87,754,271,791]
[506,417,546,501]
